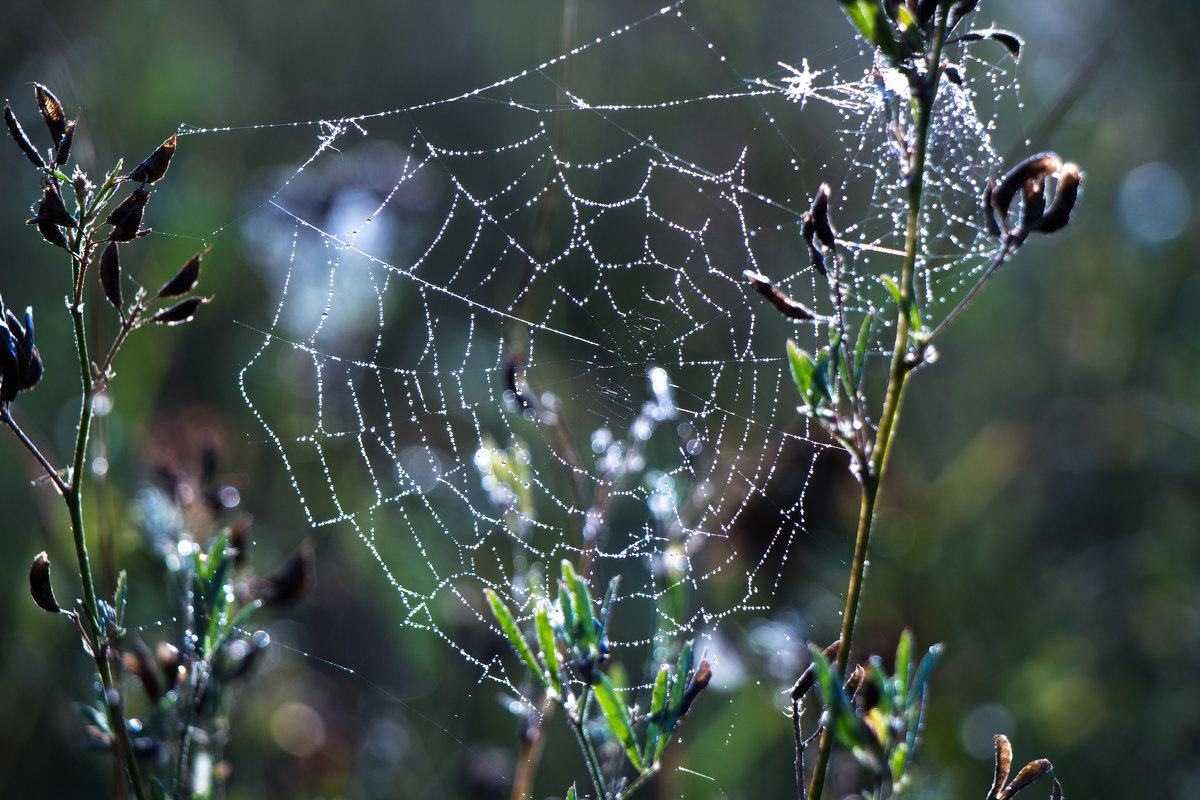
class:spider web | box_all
[189,0,1017,707]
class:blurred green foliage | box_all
[1,0,1197,797]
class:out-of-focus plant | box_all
[4,84,313,800]
[745,2,1082,798]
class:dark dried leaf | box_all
[54,117,77,167]
[105,187,151,242]
[4,307,43,393]
[982,178,1002,237]
[1032,162,1082,234]
[155,248,207,299]
[948,0,980,31]
[29,551,61,613]
[149,295,210,326]
[257,538,316,606]
[0,324,18,404]
[843,663,866,698]
[127,134,177,185]
[745,270,817,321]
[100,242,123,310]
[31,83,68,143]
[4,103,46,170]
[1020,178,1046,230]
[801,211,826,276]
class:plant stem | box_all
[65,246,150,800]
[569,686,608,799]
[0,407,69,495]
[806,10,950,800]
[510,695,556,800]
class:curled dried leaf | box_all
[1000,759,1052,799]
[127,134,177,185]
[988,734,1014,800]
[155,248,207,299]
[5,103,46,170]
[809,182,837,249]
[801,211,826,276]
[990,153,1063,232]
[678,659,712,717]
[105,187,151,242]
[29,551,61,613]
[745,270,817,321]
[149,295,210,326]
[843,663,866,698]
[951,28,1023,61]
[31,83,67,143]
[99,242,123,310]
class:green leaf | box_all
[894,4,925,51]
[565,784,577,800]
[812,348,833,405]
[535,600,561,696]
[854,313,873,387]
[593,672,645,771]
[787,339,815,404]
[149,778,170,800]
[809,644,867,755]
[894,629,913,707]
[645,663,671,764]
[562,560,598,653]
[557,582,576,647]
[881,276,920,333]
[867,655,895,717]
[113,570,127,627]
[838,0,903,64]
[906,642,943,710]
[671,640,694,715]
[484,588,548,689]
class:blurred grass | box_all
[2,0,1198,797]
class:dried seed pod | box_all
[744,270,817,321]
[33,216,70,250]
[801,211,826,276]
[149,296,210,326]
[988,734,1014,800]
[99,242,123,310]
[122,637,163,702]
[105,187,151,241]
[678,659,712,717]
[1,305,43,401]
[951,28,1023,61]
[29,551,61,613]
[789,638,841,700]
[842,662,866,698]
[257,538,316,606]
[4,103,46,170]
[54,117,77,167]
[26,183,78,229]
[127,134,177,185]
[981,178,1002,237]
[1032,162,1082,234]
[809,182,837,249]
[155,248,207,299]
[1020,178,1046,231]
[990,153,1062,231]
[31,83,68,143]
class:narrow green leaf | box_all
[562,560,597,653]
[645,663,670,764]
[535,600,561,696]
[485,588,548,689]
[838,0,903,63]
[786,339,815,404]
[671,641,694,715]
[854,313,873,387]
[565,784,577,800]
[867,655,895,716]
[882,275,904,309]
[895,629,913,707]
[809,644,866,754]
[906,643,943,709]
[812,348,833,405]
[114,570,128,627]
[557,582,576,647]
[593,672,645,771]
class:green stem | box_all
[806,10,950,800]
[570,686,608,799]
[65,248,149,800]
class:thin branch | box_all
[0,406,69,495]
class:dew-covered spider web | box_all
[185,0,1018,717]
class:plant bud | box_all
[155,248,207,299]
[31,83,68,143]
[127,134,177,185]
[99,242,123,310]
[105,187,151,242]
[149,296,210,326]
[801,211,826,276]
[4,103,46,170]
[678,659,711,717]
[29,551,61,613]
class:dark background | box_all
[1,1,1196,798]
